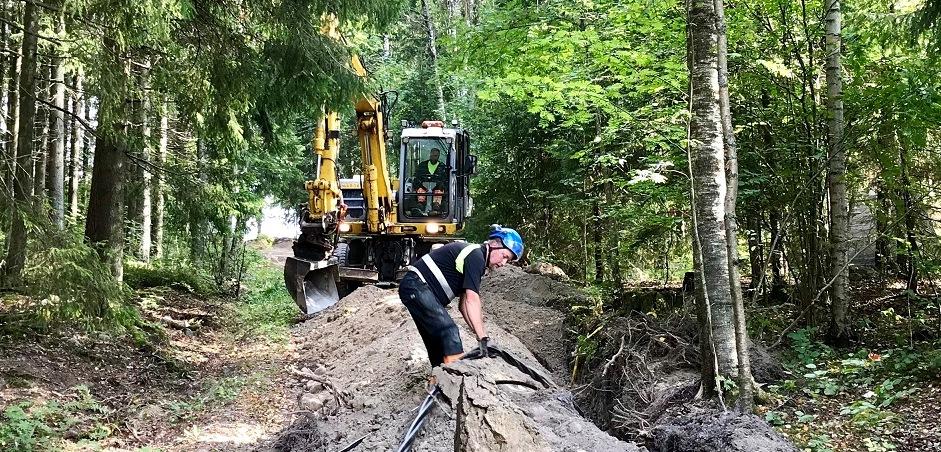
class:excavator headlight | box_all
[425,223,441,234]
[338,223,351,233]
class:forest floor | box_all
[0,262,300,450]
[0,241,939,451]
[750,277,941,452]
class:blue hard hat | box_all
[488,225,524,261]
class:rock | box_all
[434,358,643,452]
[524,261,569,281]
[300,392,324,412]
[314,364,328,376]
[350,397,366,410]
[305,380,325,393]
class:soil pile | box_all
[478,265,576,382]
[651,409,798,452]
[272,283,640,451]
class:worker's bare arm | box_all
[459,290,487,340]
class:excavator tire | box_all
[331,243,360,299]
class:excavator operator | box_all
[410,147,448,215]
[399,226,525,367]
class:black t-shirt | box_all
[412,242,486,305]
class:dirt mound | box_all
[650,409,798,452]
[271,283,640,451]
[478,265,575,382]
[482,264,580,308]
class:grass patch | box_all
[164,376,247,422]
[232,252,297,341]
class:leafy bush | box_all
[9,243,139,334]
[0,386,112,451]
[124,261,216,295]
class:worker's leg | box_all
[399,273,463,367]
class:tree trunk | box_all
[49,8,66,229]
[3,0,20,200]
[85,132,125,281]
[769,209,786,293]
[593,200,604,282]
[189,137,208,260]
[688,0,739,380]
[824,0,851,344]
[154,99,168,259]
[82,94,92,174]
[85,43,128,282]
[746,214,764,290]
[714,0,753,409]
[420,0,447,120]
[897,134,919,292]
[35,63,50,202]
[138,65,152,261]
[2,0,40,284]
[69,73,83,219]
[0,0,8,194]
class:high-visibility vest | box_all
[407,243,481,301]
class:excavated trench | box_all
[266,265,796,452]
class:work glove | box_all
[478,337,491,358]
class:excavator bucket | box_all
[284,256,340,314]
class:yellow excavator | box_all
[284,33,477,314]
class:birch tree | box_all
[153,100,168,259]
[688,0,738,377]
[714,0,753,409]
[49,7,67,229]
[825,0,852,343]
[69,73,83,219]
[138,66,152,261]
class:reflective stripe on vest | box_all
[407,243,480,301]
[418,253,454,300]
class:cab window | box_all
[402,138,450,218]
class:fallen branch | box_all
[154,315,194,330]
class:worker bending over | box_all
[399,226,525,367]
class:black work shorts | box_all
[399,272,463,367]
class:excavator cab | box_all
[398,121,475,225]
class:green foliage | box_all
[164,376,246,422]
[0,386,113,451]
[786,328,835,366]
[769,332,938,451]
[232,252,298,341]
[10,240,138,334]
[124,261,216,295]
